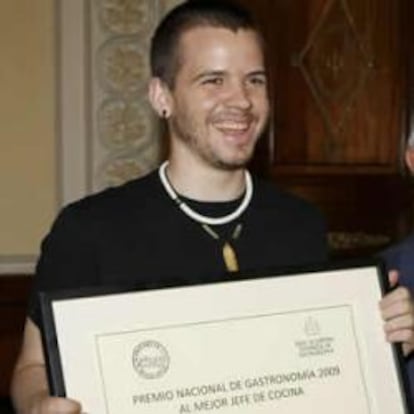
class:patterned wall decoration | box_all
[89,0,183,191]
[294,0,374,160]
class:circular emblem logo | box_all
[132,340,170,379]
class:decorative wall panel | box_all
[90,0,159,190]
[239,0,412,257]
[59,0,182,205]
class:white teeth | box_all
[216,122,248,130]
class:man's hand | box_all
[10,319,83,414]
[380,270,414,356]
[30,395,82,414]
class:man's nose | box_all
[226,81,252,109]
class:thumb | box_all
[388,270,399,288]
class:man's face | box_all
[406,146,414,175]
[166,26,269,170]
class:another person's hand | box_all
[380,270,414,357]
[30,394,82,414]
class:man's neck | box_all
[165,159,247,202]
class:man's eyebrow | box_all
[247,69,267,77]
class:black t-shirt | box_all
[29,170,328,326]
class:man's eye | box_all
[202,77,223,85]
[249,76,266,86]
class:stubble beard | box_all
[170,115,259,171]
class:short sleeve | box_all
[28,205,99,326]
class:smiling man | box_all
[10,1,414,413]
[150,26,269,173]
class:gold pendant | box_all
[222,242,239,272]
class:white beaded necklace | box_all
[158,160,253,226]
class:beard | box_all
[169,112,262,171]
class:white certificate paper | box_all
[40,262,411,413]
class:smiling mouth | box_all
[215,121,250,131]
[214,120,254,143]
[214,116,254,132]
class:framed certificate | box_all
[40,260,412,413]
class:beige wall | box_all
[0,0,56,258]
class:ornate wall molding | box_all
[58,0,182,206]
[91,0,159,191]
[294,0,374,159]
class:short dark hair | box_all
[150,0,262,88]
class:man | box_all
[383,136,414,283]
[383,136,414,398]
[10,1,414,413]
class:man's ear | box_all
[148,77,172,118]
[405,146,414,175]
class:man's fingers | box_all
[380,287,412,317]
[37,396,82,413]
[384,314,414,335]
[388,269,399,288]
